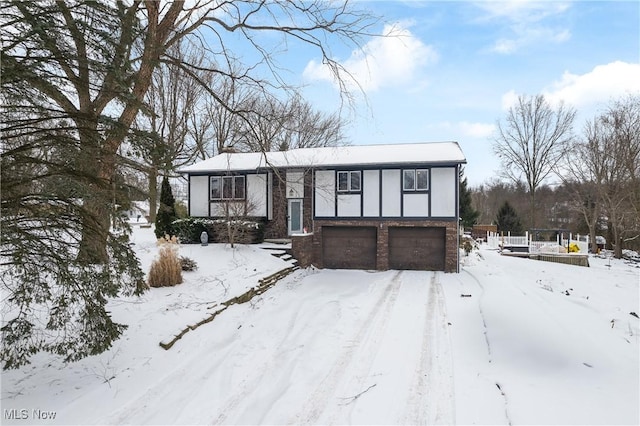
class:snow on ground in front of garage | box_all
[2,225,639,425]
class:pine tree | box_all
[496,201,524,234]
[459,170,479,230]
[155,176,177,238]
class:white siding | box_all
[337,194,361,216]
[286,170,304,198]
[246,174,267,217]
[363,170,380,217]
[315,170,335,217]
[189,175,209,216]
[210,201,244,216]
[382,169,401,217]
[431,167,456,217]
[403,193,429,217]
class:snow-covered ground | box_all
[2,226,639,425]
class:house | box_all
[178,142,467,272]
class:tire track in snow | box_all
[463,269,492,360]
[210,298,308,424]
[211,276,338,424]
[104,273,309,425]
[289,270,404,425]
[462,268,512,425]
[403,272,455,425]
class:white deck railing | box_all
[486,231,590,254]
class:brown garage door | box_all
[322,226,377,269]
[389,227,445,270]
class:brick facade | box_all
[247,168,459,273]
[310,219,459,273]
[264,169,313,239]
[291,233,314,268]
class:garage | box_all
[322,226,377,269]
[389,227,446,271]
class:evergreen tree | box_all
[155,176,177,238]
[496,201,524,234]
[459,170,479,229]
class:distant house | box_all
[178,142,467,272]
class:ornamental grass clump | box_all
[148,235,183,287]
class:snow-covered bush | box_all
[172,218,215,244]
[180,256,198,271]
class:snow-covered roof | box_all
[178,141,466,173]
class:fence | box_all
[486,231,590,254]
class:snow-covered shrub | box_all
[172,218,215,244]
[180,256,198,272]
[148,235,183,287]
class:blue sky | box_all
[286,1,640,186]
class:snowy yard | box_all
[2,226,639,425]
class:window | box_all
[210,176,245,200]
[416,169,428,190]
[338,171,349,192]
[210,177,222,199]
[403,169,429,191]
[337,171,361,192]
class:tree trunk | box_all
[77,197,111,264]
[148,167,158,223]
[615,235,623,259]
[588,204,599,253]
[529,190,536,231]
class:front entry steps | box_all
[259,239,298,267]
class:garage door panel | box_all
[389,227,445,271]
[323,227,377,270]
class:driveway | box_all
[98,269,454,425]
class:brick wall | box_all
[264,169,313,239]
[291,233,314,268]
[310,219,459,273]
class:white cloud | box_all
[491,27,570,54]
[303,22,437,92]
[475,1,571,22]
[501,90,519,110]
[459,121,497,138]
[474,1,572,54]
[428,121,496,139]
[543,61,640,108]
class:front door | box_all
[288,199,303,235]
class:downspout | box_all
[456,163,460,273]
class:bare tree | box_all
[494,94,576,228]
[133,42,206,222]
[188,64,253,158]
[279,95,347,150]
[1,0,377,368]
[585,96,639,258]
[560,118,609,253]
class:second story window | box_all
[211,176,245,200]
[337,171,361,192]
[403,169,429,191]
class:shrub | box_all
[155,176,177,239]
[463,240,473,256]
[172,217,216,244]
[148,235,183,287]
[180,256,198,271]
[211,219,265,244]
[174,200,188,219]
